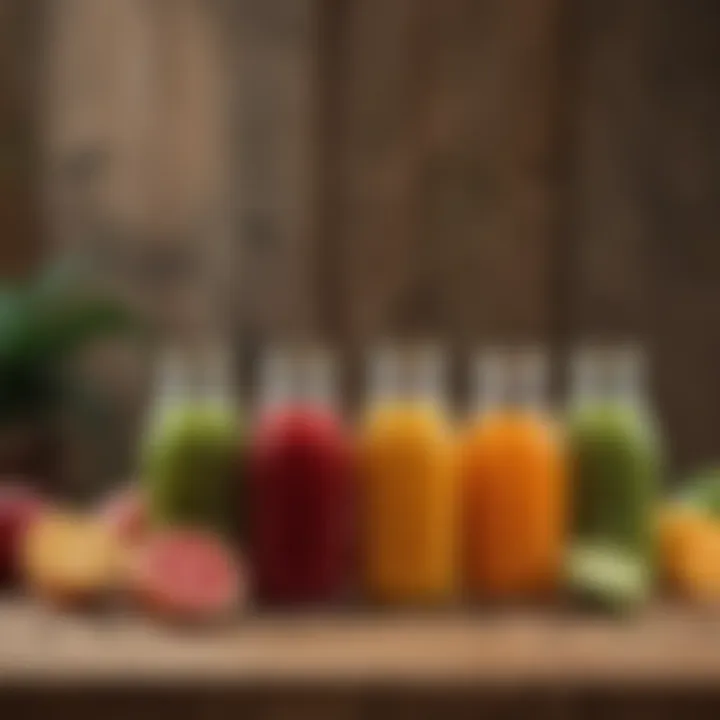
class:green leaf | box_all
[36,292,139,359]
[0,259,143,423]
[675,467,720,517]
[31,255,89,304]
[24,255,141,357]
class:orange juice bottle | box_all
[461,348,566,601]
[360,344,459,605]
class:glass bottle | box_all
[566,344,662,609]
[569,345,661,557]
[250,346,352,605]
[360,343,459,605]
[461,347,566,601]
[141,345,240,537]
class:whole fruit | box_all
[128,529,244,623]
[23,511,119,608]
[659,506,720,602]
[0,482,44,586]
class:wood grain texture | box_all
[229,0,319,353]
[46,0,232,337]
[4,601,720,691]
[0,0,44,278]
[414,0,562,347]
[44,0,233,495]
[327,0,561,347]
[563,0,720,471]
[5,690,720,720]
[322,0,563,408]
[3,690,720,720]
[328,0,420,345]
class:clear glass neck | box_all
[472,347,548,414]
[199,344,236,409]
[150,348,187,411]
[257,345,337,413]
[367,343,446,407]
[149,343,236,412]
[569,344,647,408]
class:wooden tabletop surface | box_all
[1,600,720,689]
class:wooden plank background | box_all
[0,0,44,276]
[1,0,720,480]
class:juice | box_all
[250,349,352,604]
[569,348,661,560]
[461,350,566,600]
[360,346,459,605]
[142,349,240,537]
[570,405,660,557]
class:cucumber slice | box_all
[567,543,650,614]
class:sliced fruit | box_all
[128,530,243,622]
[23,512,119,607]
[567,542,650,614]
[0,482,44,586]
[99,484,148,547]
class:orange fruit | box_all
[659,507,720,603]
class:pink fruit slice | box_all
[131,531,243,621]
[99,485,148,546]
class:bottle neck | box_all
[367,344,446,407]
[472,348,548,415]
[200,344,237,411]
[257,347,337,414]
[150,349,187,410]
[148,344,237,417]
[570,346,647,408]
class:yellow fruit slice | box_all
[23,512,119,607]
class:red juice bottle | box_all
[250,348,352,605]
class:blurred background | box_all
[1,0,719,493]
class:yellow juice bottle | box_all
[461,349,566,601]
[360,345,459,605]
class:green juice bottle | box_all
[142,348,241,537]
[567,346,663,611]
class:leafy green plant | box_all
[0,259,139,426]
[675,467,720,518]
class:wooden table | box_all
[1,601,720,717]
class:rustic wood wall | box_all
[2,0,720,475]
[563,0,720,471]
[0,0,44,277]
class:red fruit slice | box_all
[130,531,243,622]
[0,482,45,586]
[99,485,148,547]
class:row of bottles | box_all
[140,344,662,607]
